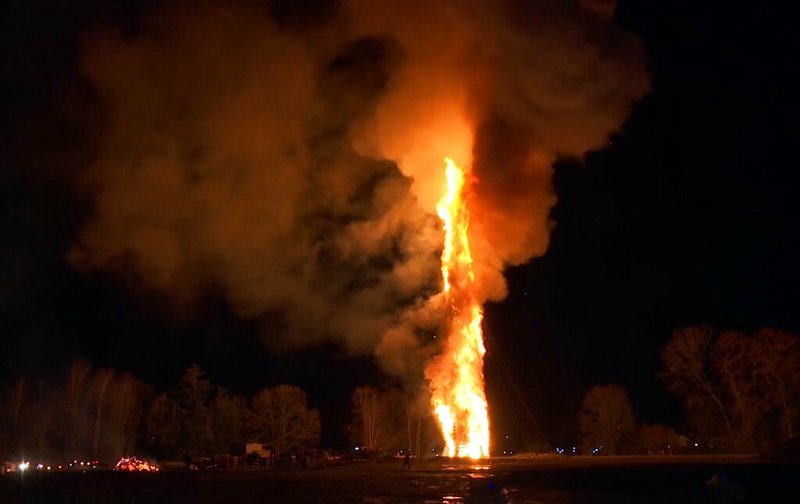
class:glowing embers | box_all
[427,158,490,459]
[114,457,159,472]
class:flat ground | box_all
[1,455,798,503]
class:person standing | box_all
[401,450,411,471]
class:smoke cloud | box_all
[70,0,648,379]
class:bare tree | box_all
[712,331,763,452]
[2,362,155,460]
[661,325,800,452]
[8,377,26,445]
[106,372,149,458]
[660,325,735,444]
[66,359,92,456]
[33,379,55,457]
[92,368,115,456]
[404,390,428,457]
[349,386,427,456]
[579,384,635,455]
[1,377,27,456]
[752,328,800,441]
[250,385,320,453]
[351,386,381,452]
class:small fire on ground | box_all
[114,457,160,472]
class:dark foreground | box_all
[1,455,799,503]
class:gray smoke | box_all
[70,0,649,379]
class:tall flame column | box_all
[426,158,490,459]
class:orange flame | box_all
[426,157,490,459]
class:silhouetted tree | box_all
[711,331,764,452]
[379,388,407,454]
[174,364,213,454]
[33,379,57,457]
[211,387,248,454]
[145,392,180,458]
[92,368,115,456]
[661,326,800,452]
[105,372,149,458]
[3,363,153,460]
[5,377,26,454]
[350,386,381,451]
[348,386,414,455]
[579,384,635,455]
[250,385,320,453]
[66,359,92,456]
[752,328,800,441]
[660,325,736,447]
[404,389,429,457]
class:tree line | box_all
[143,364,321,459]
[0,362,322,462]
[579,325,800,455]
[1,361,148,462]
[5,324,795,461]
[0,361,438,463]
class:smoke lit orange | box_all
[426,158,490,459]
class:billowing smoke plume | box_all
[70,0,648,379]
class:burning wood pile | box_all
[113,457,159,472]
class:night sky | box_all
[2,0,798,449]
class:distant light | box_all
[354,447,360,451]
[694,443,699,447]
[19,462,29,472]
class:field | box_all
[1,455,799,503]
